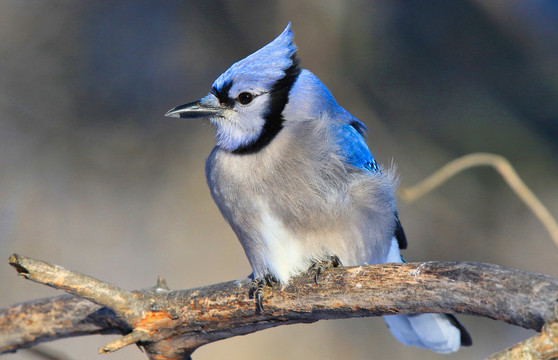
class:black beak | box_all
[165,100,222,119]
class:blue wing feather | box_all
[335,120,408,250]
[335,120,379,173]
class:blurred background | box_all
[1,1,557,359]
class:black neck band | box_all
[232,56,301,155]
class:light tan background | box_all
[2,1,557,359]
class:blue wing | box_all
[335,120,379,173]
[335,120,408,249]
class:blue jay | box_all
[166,24,471,353]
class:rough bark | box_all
[2,254,558,359]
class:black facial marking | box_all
[232,55,301,155]
[211,80,235,107]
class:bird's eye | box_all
[237,92,254,105]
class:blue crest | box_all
[212,23,298,98]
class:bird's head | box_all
[166,23,301,154]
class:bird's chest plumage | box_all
[205,131,395,283]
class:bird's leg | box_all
[249,273,277,313]
[308,255,342,284]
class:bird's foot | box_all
[249,273,277,313]
[308,255,342,284]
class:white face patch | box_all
[209,93,271,152]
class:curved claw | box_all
[249,274,278,313]
[309,255,342,284]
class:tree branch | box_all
[487,322,558,360]
[399,153,558,248]
[0,294,124,354]
[2,254,558,359]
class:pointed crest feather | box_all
[212,23,298,97]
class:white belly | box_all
[257,204,310,284]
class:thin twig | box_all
[25,346,75,360]
[100,329,149,354]
[400,153,558,248]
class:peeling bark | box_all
[2,254,558,359]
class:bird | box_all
[166,23,472,354]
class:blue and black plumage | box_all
[166,23,471,353]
